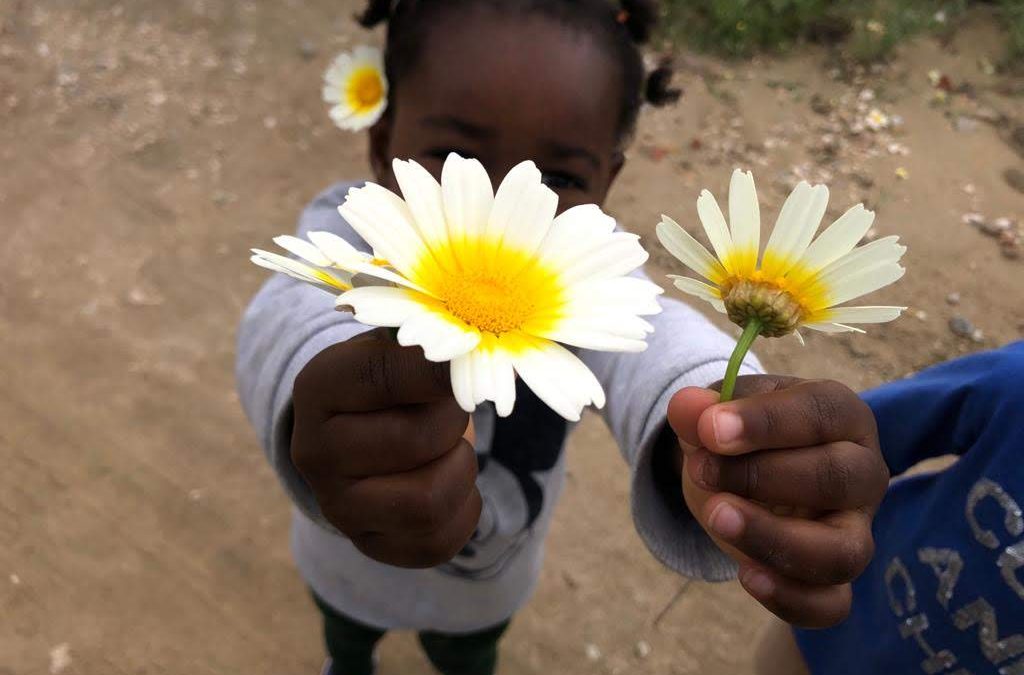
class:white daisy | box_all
[252,154,664,422]
[322,46,388,131]
[657,169,907,399]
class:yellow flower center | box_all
[415,238,564,336]
[346,67,384,113]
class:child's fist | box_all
[291,328,482,568]
[667,376,889,628]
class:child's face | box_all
[370,9,627,214]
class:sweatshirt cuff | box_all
[629,359,759,582]
[268,321,373,531]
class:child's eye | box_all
[541,170,588,192]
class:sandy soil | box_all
[1,1,1022,673]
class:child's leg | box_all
[418,620,511,675]
[312,594,387,675]
[754,618,811,675]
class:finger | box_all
[707,374,802,397]
[697,379,877,456]
[306,398,470,478]
[687,442,889,511]
[294,333,454,412]
[703,494,875,586]
[739,564,853,629]
[667,387,720,453]
[351,488,483,568]
[324,439,479,536]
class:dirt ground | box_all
[2,1,1022,673]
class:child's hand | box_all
[290,329,482,568]
[667,376,889,628]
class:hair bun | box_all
[358,0,393,28]
[618,0,660,44]
[645,60,682,106]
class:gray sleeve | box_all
[583,290,762,582]
[235,182,372,527]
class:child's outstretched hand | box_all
[290,328,482,568]
[667,376,889,629]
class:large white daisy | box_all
[323,46,388,131]
[252,154,663,421]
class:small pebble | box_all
[49,644,72,674]
[895,167,909,181]
[954,116,979,133]
[10,573,20,585]
[635,641,652,659]
[298,39,318,61]
[1004,168,1024,195]
[946,292,961,306]
[971,329,985,344]
[914,310,928,321]
[949,316,974,339]
[585,644,602,661]
[962,213,985,227]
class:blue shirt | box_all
[795,341,1024,675]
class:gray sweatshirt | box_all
[236,182,762,634]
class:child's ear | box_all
[368,114,393,184]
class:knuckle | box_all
[803,381,845,438]
[836,532,874,581]
[816,444,854,505]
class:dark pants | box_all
[313,594,510,675]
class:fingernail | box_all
[742,569,775,599]
[709,502,744,539]
[713,409,744,448]
[699,454,720,488]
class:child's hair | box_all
[357,0,681,142]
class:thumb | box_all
[667,387,720,450]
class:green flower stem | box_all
[720,318,762,402]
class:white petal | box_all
[696,189,735,266]
[656,216,725,283]
[393,159,448,247]
[804,323,866,334]
[307,231,373,269]
[728,169,760,262]
[799,204,876,272]
[557,232,649,285]
[273,235,333,267]
[817,237,907,306]
[335,286,429,326]
[486,160,558,257]
[338,183,426,277]
[562,276,664,317]
[508,336,605,422]
[397,310,481,362]
[669,276,727,313]
[441,154,494,241]
[251,250,350,293]
[536,204,618,269]
[329,106,354,125]
[535,318,651,353]
[449,343,517,416]
[451,353,477,413]
[764,182,830,274]
[821,305,906,325]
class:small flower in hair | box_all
[616,9,630,24]
[323,46,388,131]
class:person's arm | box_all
[582,292,762,581]
[863,341,1024,476]
[235,183,372,527]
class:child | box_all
[236,1,889,673]
[754,341,1024,675]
